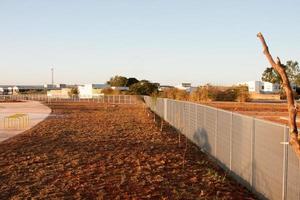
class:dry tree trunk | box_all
[257,32,300,159]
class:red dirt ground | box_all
[0,102,256,199]
[204,101,298,126]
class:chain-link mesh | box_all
[253,120,285,200]
[0,95,139,104]
[287,131,300,200]
[144,96,300,200]
[231,113,253,186]
[216,110,231,168]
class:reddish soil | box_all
[0,100,23,103]
[0,102,256,199]
[204,101,297,126]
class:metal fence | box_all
[144,96,300,200]
[0,95,139,104]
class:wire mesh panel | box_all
[157,98,165,118]
[115,95,122,104]
[203,107,217,155]
[171,100,176,126]
[143,96,300,199]
[253,120,285,200]
[216,110,232,168]
[192,105,205,148]
[188,103,197,141]
[166,99,174,126]
[231,113,253,185]
[286,132,300,200]
[178,101,185,134]
[173,101,181,130]
[197,105,205,128]
[181,102,190,138]
[126,95,129,104]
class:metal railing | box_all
[144,96,300,200]
[0,95,139,104]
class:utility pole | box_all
[51,67,54,86]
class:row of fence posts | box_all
[143,96,300,200]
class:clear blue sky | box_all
[0,0,299,86]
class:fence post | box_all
[229,112,233,170]
[250,117,256,187]
[282,126,289,200]
[164,99,168,121]
[215,109,218,157]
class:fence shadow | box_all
[192,128,211,154]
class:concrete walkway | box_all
[0,101,51,142]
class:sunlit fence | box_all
[0,95,140,104]
[144,96,300,200]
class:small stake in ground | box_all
[160,119,163,132]
[176,112,181,147]
[182,135,188,170]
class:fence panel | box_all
[231,113,253,186]
[143,96,300,200]
[216,110,232,168]
[188,103,197,141]
[286,133,300,200]
[253,120,285,200]
[166,99,173,125]
[204,107,217,155]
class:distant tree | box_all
[129,81,158,95]
[261,67,281,83]
[68,87,79,97]
[234,85,250,102]
[189,84,250,102]
[285,61,300,85]
[261,60,300,84]
[101,87,114,95]
[126,77,139,87]
[190,86,211,102]
[161,88,189,100]
[101,87,121,95]
[107,76,128,87]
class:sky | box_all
[0,0,300,86]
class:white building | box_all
[175,83,197,93]
[241,81,296,94]
[78,84,109,98]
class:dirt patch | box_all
[204,101,296,126]
[0,100,23,103]
[0,102,256,199]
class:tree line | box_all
[104,75,159,95]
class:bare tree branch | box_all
[257,32,300,159]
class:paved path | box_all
[0,101,51,142]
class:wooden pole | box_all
[257,32,300,159]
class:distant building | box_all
[78,84,109,98]
[240,80,296,94]
[0,84,76,95]
[47,88,72,98]
[0,85,45,95]
[158,85,174,91]
[175,83,197,93]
